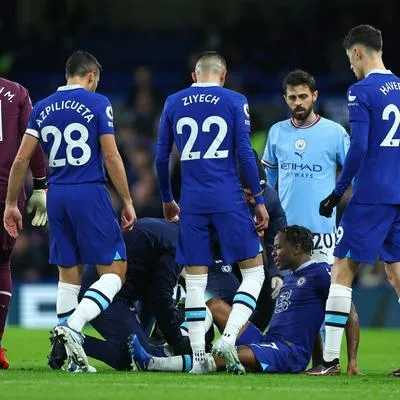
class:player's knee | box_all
[185,273,208,292]
[241,265,265,287]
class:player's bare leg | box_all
[185,265,208,374]
[212,253,264,374]
[307,257,358,376]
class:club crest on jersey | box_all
[221,264,232,273]
[243,103,250,118]
[296,276,306,287]
[294,138,306,151]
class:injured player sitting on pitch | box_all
[129,225,360,375]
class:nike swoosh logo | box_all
[348,94,357,102]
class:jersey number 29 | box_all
[41,123,92,167]
[177,116,228,161]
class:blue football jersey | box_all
[267,261,331,361]
[156,83,260,214]
[345,70,400,204]
[263,117,349,233]
[26,84,114,184]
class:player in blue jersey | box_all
[129,225,360,374]
[262,70,350,264]
[308,25,400,376]
[3,51,136,371]
[156,51,268,374]
[48,218,187,371]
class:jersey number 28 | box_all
[41,123,91,167]
[177,116,228,161]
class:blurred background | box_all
[1,0,399,326]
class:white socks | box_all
[149,354,216,373]
[180,305,212,337]
[222,265,264,345]
[185,273,208,363]
[68,273,122,332]
[323,283,352,362]
[57,282,81,323]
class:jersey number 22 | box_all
[177,116,228,161]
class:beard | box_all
[291,106,313,121]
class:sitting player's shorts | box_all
[334,202,400,264]
[0,201,25,254]
[237,323,307,373]
[206,262,240,304]
[311,232,336,264]
[177,207,261,265]
[47,183,126,266]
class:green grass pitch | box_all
[1,327,400,400]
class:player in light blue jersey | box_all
[3,51,136,372]
[309,25,400,377]
[156,51,269,374]
[129,225,360,375]
[263,70,350,264]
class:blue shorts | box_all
[206,262,240,304]
[237,323,307,373]
[176,207,261,265]
[47,183,126,266]
[335,202,400,264]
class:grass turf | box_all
[1,327,400,400]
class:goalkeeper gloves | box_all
[27,189,47,226]
[319,191,342,218]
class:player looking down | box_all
[156,51,269,373]
[4,51,136,372]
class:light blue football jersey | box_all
[26,84,114,184]
[262,116,349,233]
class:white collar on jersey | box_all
[293,259,316,273]
[57,84,84,91]
[366,69,392,77]
[191,83,220,87]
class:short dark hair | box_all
[65,50,102,78]
[279,225,314,255]
[194,51,227,68]
[343,24,382,51]
[239,149,267,191]
[283,69,317,94]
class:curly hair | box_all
[279,225,314,255]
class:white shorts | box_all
[311,232,336,265]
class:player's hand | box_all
[254,203,269,232]
[271,276,283,299]
[26,189,47,227]
[319,191,342,218]
[3,205,23,238]
[163,201,180,222]
[121,201,137,231]
[347,360,363,376]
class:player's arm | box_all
[147,255,185,349]
[155,99,179,221]
[18,89,48,226]
[345,302,362,375]
[311,332,324,367]
[100,134,136,230]
[320,88,369,217]
[261,127,278,188]
[235,99,269,230]
[4,134,39,237]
